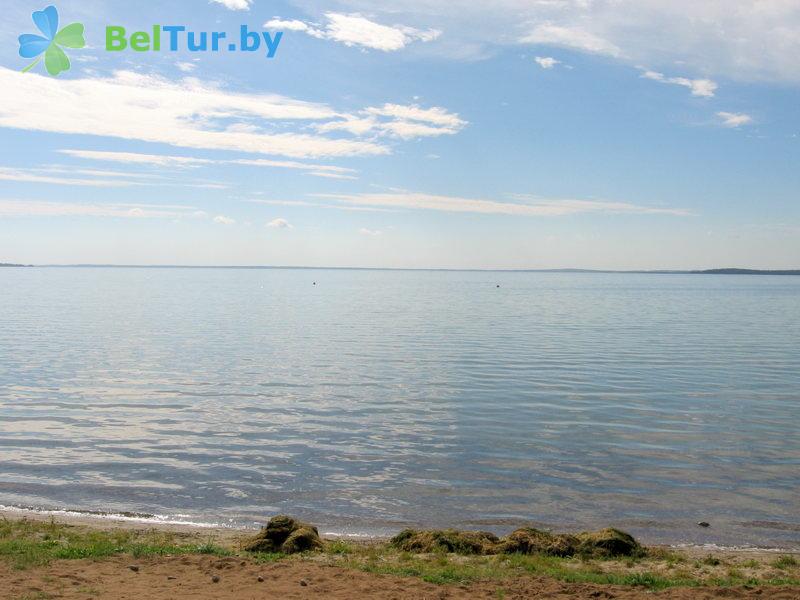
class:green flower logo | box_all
[19,5,85,76]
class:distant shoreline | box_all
[2,263,799,275]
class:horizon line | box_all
[3,264,800,275]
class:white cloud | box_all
[324,13,440,51]
[313,192,692,217]
[522,24,621,57]
[209,0,251,10]
[175,61,196,73]
[0,165,226,189]
[335,1,800,83]
[717,111,753,128]
[365,104,464,128]
[229,157,357,175]
[213,215,236,225]
[0,167,140,187]
[59,149,358,178]
[640,69,717,97]
[359,227,382,236]
[267,217,293,228]
[0,68,387,159]
[316,103,466,140]
[264,18,311,32]
[265,13,440,51]
[308,171,358,180]
[249,199,394,212]
[534,56,560,69]
[0,199,201,219]
[59,150,213,167]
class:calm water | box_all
[1,267,799,548]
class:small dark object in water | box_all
[496,284,500,288]
[697,521,710,528]
[257,576,264,582]
[128,565,139,572]
[212,575,220,583]
[313,282,316,285]
[300,579,308,586]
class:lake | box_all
[0,267,798,548]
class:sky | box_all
[0,0,799,269]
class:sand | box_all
[3,554,800,599]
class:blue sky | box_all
[0,0,798,269]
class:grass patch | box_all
[325,539,355,555]
[0,517,229,569]
[331,545,800,591]
[248,551,286,563]
[504,553,694,590]
[774,555,799,569]
[339,549,691,589]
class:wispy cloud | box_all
[213,215,236,225]
[0,165,226,189]
[522,24,621,57]
[307,171,358,180]
[247,199,395,212]
[0,199,205,219]
[230,157,357,176]
[265,13,440,52]
[0,68,387,159]
[58,149,358,179]
[359,227,383,236]
[312,192,692,217]
[58,150,214,167]
[0,167,139,187]
[640,69,718,98]
[316,103,466,140]
[717,111,753,128]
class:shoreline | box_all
[0,505,248,543]
[2,505,796,560]
[1,512,799,600]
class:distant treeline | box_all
[0,263,29,267]
[691,268,800,275]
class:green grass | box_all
[333,545,800,591]
[774,555,799,569]
[325,539,356,555]
[0,517,229,570]
[342,551,676,588]
[503,553,695,590]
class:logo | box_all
[105,26,282,58]
[19,5,85,76]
